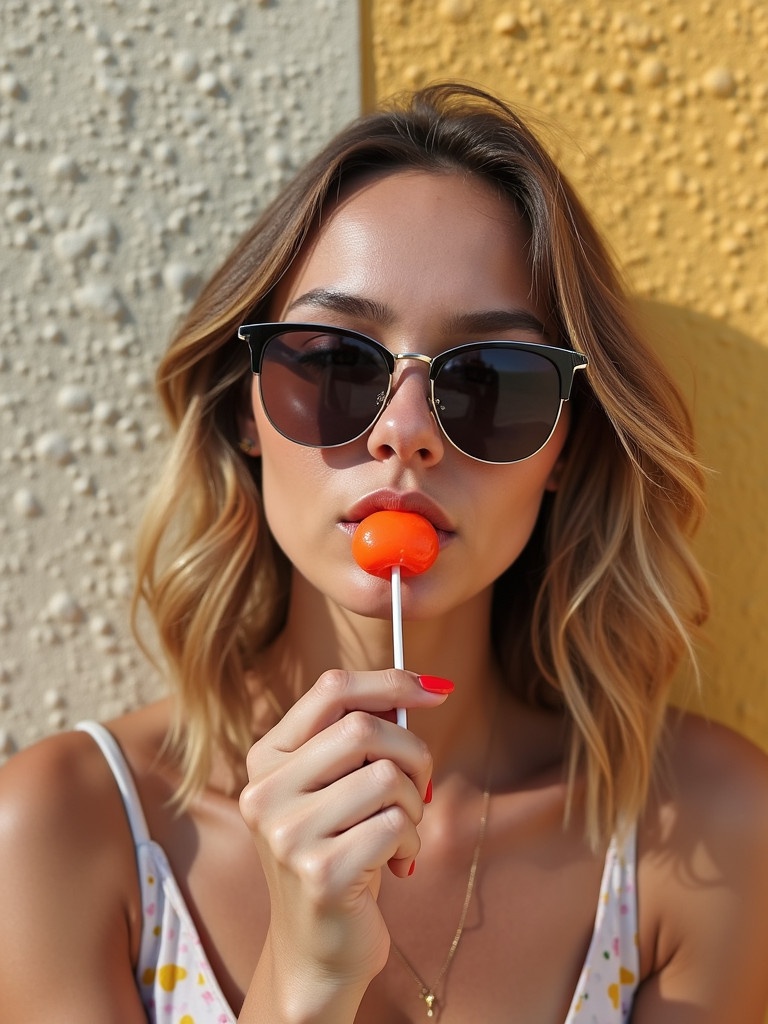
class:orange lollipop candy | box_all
[351,510,439,578]
[352,510,440,729]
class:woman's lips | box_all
[339,490,456,547]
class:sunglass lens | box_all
[259,330,390,446]
[435,348,562,462]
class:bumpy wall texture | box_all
[0,0,360,754]
[1,0,766,757]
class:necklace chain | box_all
[390,782,491,1018]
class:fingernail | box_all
[418,675,455,694]
[425,779,433,804]
[408,860,416,876]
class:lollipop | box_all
[352,510,439,728]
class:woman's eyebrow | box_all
[285,288,549,340]
[285,288,395,325]
[444,308,550,339]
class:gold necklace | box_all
[390,781,491,1018]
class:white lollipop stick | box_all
[351,511,439,732]
[390,565,407,729]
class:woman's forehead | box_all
[270,169,550,334]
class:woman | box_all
[1,83,767,1023]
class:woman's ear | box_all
[544,456,566,492]
[236,381,261,457]
[238,436,260,456]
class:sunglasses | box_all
[237,323,588,464]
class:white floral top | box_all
[78,721,639,1023]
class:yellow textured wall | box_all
[364,0,768,749]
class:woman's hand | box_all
[238,669,452,1023]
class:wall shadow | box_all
[635,300,768,750]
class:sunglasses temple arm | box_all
[391,566,408,729]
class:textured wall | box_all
[0,0,360,755]
[366,0,768,748]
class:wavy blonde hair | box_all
[132,83,708,844]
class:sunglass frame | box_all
[237,322,588,463]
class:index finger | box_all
[265,669,452,752]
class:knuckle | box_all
[249,803,304,865]
[314,668,352,703]
[244,737,269,781]
[338,710,378,745]
[383,668,409,700]
[369,757,401,790]
[268,817,302,864]
[380,803,409,836]
[298,850,338,904]
[239,774,291,844]
[238,783,255,823]
[239,760,277,809]
[238,777,268,825]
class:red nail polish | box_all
[408,860,416,876]
[425,779,433,804]
[418,675,455,694]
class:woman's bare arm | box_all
[0,731,147,1023]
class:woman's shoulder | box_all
[0,700,172,828]
[0,700,176,901]
[639,708,768,866]
[0,721,119,840]
[633,709,768,1011]
[656,708,768,825]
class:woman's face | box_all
[242,169,569,621]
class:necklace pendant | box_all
[421,991,436,1017]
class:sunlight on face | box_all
[244,170,569,624]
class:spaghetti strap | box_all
[75,720,152,845]
[73,724,237,1021]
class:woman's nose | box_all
[366,364,445,466]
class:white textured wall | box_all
[0,0,361,756]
